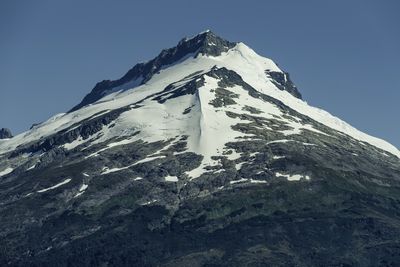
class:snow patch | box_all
[101,155,167,175]
[267,139,317,146]
[250,179,268,184]
[235,162,246,170]
[141,199,157,206]
[279,120,329,137]
[230,178,249,184]
[63,136,86,150]
[79,184,88,191]
[27,165,36,170]
[74,183,88,198]
[249,152,259,157]
[165,175,178,182]
[37,178,71,193]
[276,172,310,181]
[134,155,166,165]
[85,137,137,158]
[0,167,13,177]
[267,139,292,145]
[230,178,268,185]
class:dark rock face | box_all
[10,107,130,157]
[69,31,236,112]
[0,128,12,139]
[30,123,41,130]
[266,70,302,99]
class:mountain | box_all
[1,30,400,266]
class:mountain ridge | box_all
[69,30,237,112]
[1,31,398,159]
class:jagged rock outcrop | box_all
[266,70,302,99]
[0,128,12,139]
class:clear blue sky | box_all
[1,0,399,148]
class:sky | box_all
[0,0,399,148]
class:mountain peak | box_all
[180,30,230,46]
[175,29,235,57]
[181,29,219,41]
[179,30,236,57]
[69,30,236,112]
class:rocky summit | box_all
[1,31,400,266]
[0,128,12,139]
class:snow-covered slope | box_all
[0,31,399,163]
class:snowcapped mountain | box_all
[1,31,400,266]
